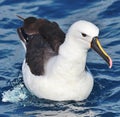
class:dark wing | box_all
[26,34,56,75]
[36,19,65,53]
[21,17,65,53]
[17,17,65,75]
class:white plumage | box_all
[22,20,98,101]
[17,18,112,101]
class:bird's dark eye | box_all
[81,33,87,37]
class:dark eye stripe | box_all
[81,33,87,37]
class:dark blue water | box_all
[0,0,120,116]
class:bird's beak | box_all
[91,37,112,68]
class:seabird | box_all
[17,16,112,101]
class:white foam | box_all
[2,84,27,103]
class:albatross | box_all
[17,16,112,101]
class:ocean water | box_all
[0,0,120,116]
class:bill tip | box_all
[109,57,112,69]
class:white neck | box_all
[47,35,88,80]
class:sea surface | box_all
[0,0,120,117]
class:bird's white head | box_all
[66,20,112,68]
[66,20,99,49]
